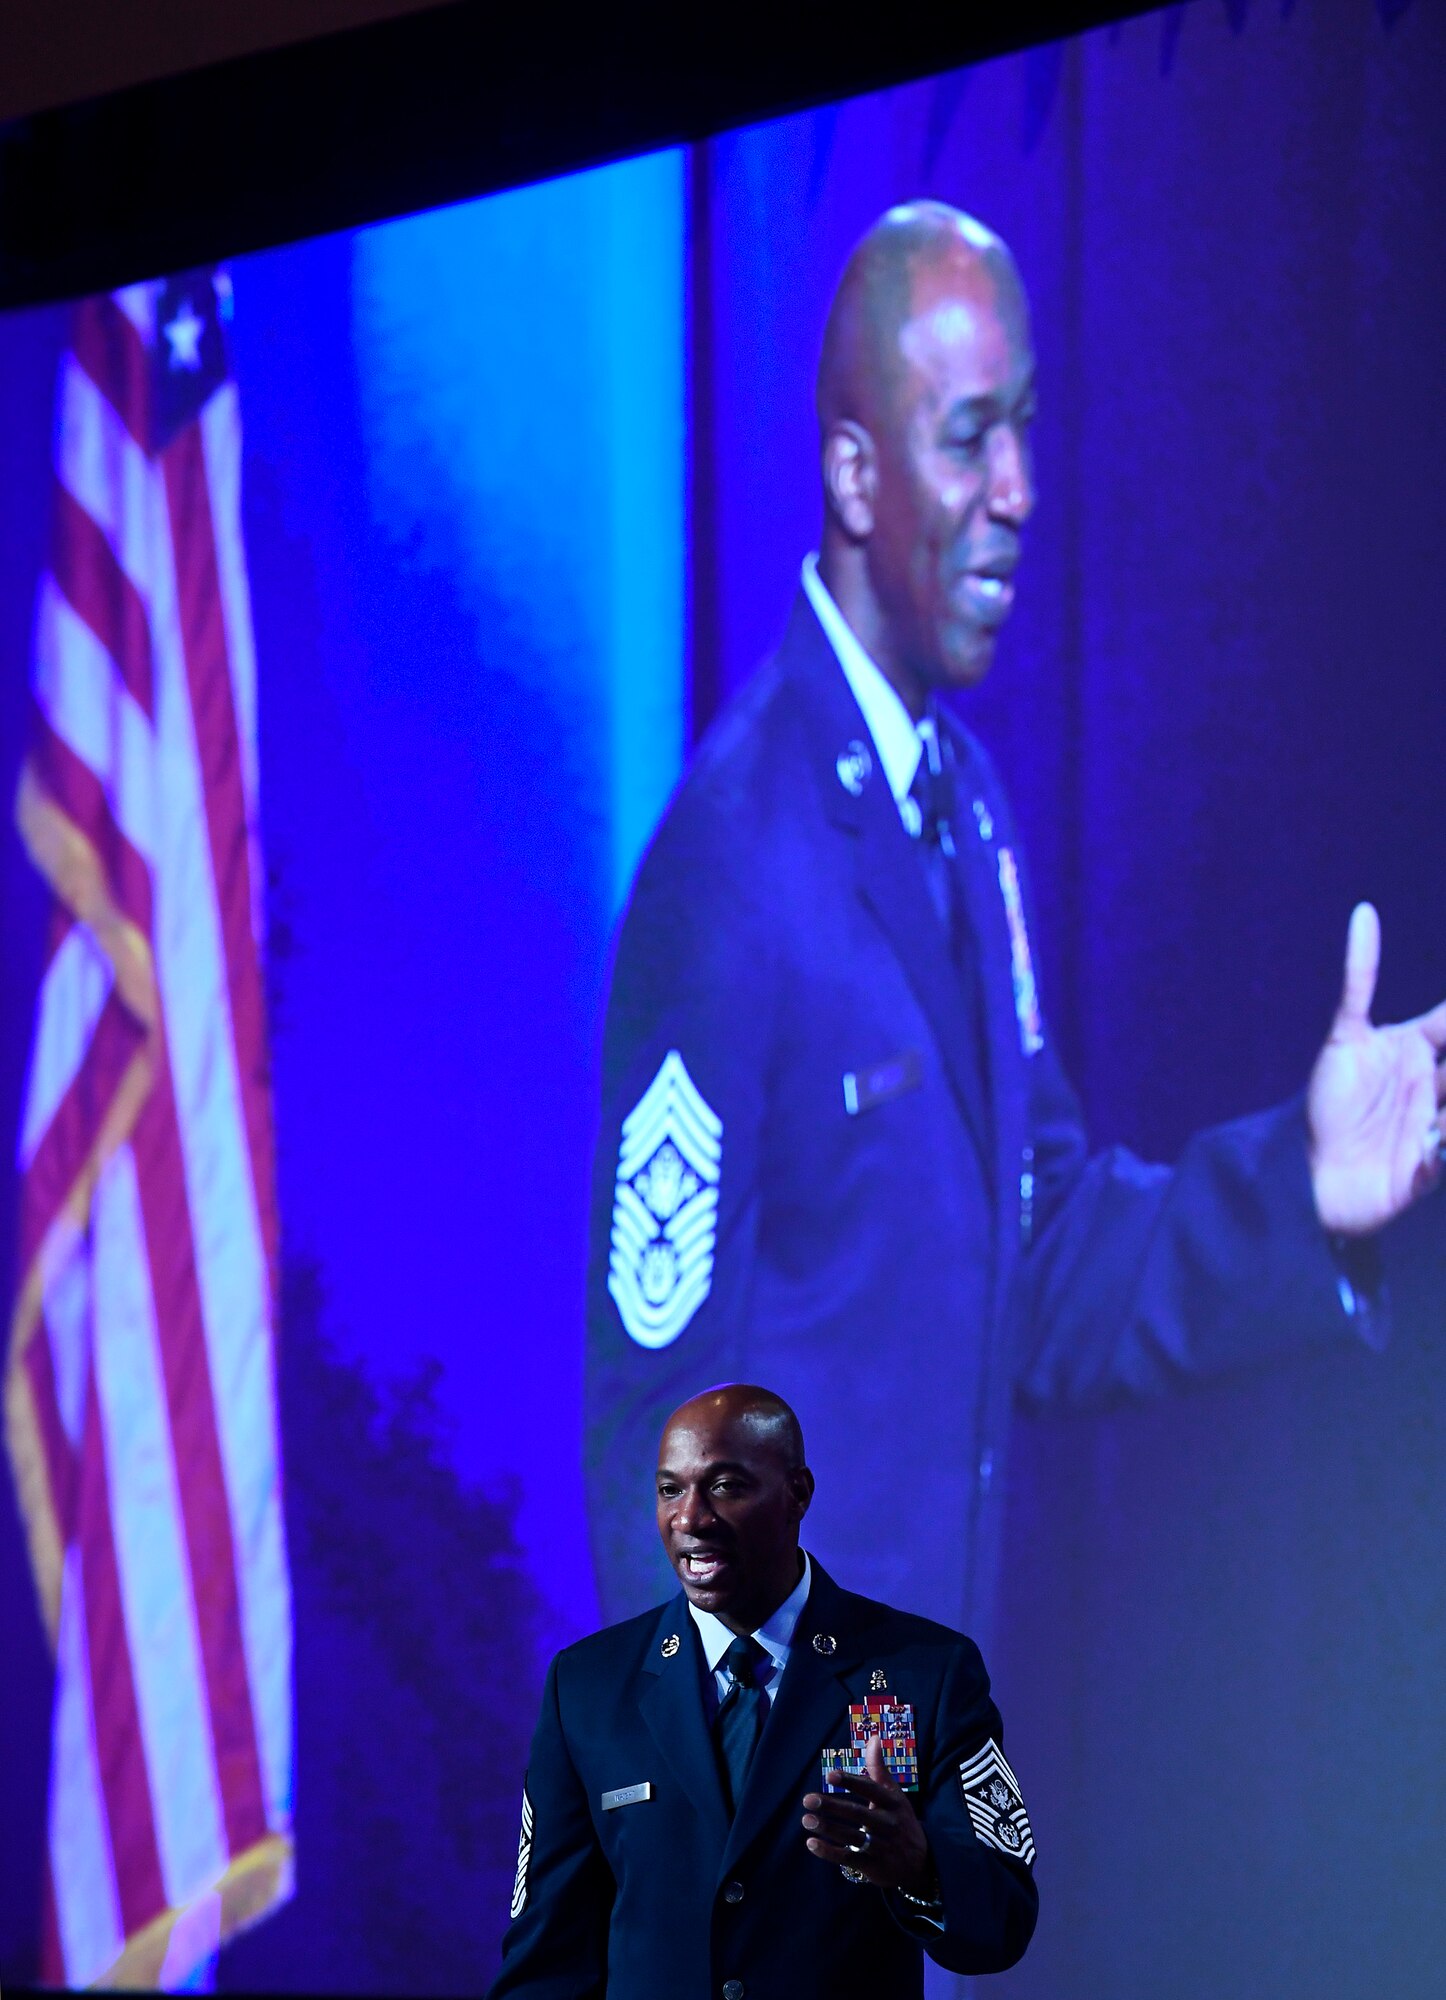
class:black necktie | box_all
[909,723,965,951]
[714,1635,768,1816]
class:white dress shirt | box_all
[688,1551,813,1714]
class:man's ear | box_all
[789,1464,816,1522]
[822,422,876,541]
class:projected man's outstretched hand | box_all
[1308,902,1446,1234]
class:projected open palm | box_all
[1308,903,1446,1235]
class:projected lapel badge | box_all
[510,1785,534,1919]
[836,740,872,796]
[958,1739,1035,1866]
[608,1050,722,1349]
[995,848,1044,1057]
[660,1633,680,1659]
[812,1632,837,1657]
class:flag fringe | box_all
[95,1830,295,1990]
[15,760,159,1029]
[2,1360,66,1648]
[5,1039,155,1647]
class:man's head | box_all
[656,1384,815,1636]
[816,200,1036,715]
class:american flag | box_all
[5,273,293,1987]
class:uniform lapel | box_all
[780,593,994,1180]
[720,1563,861,1876]
[637,1597,730,1848]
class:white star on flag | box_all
[163,299,205,370]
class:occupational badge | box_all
[869,1669,889,1692]
[822,1698,919,1792]
[660,1633,680,1658]
[608,1050,722,1348]
[510,1784,534,1919]
[957,1739,1035,1866]
[812,1632,837,1657]
[995,848,1044,1056]
[836,739,872,796]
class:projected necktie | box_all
[908,745,957,938]
[715,1635,769,1815]
[910,721,991,1148]
[909,720,972,974]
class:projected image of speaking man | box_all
[584,200,1446,1642]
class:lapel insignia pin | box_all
[835,741,872,796]
[812,1632,837,1657]
[661,1633,680,1658]
[869,1669,888,1692]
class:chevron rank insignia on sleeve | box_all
[510,1784,534,1919]
[608,1050,722,1349]
[958,1739,1035,1866]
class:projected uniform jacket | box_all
[489,1561,1036,2000]
[584,589,1373,1637]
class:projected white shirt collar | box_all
[688,1550,813,1709]
[802,553,923,815]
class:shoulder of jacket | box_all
[834,1584,989,1673]
[624,656,816,907]
[553,1602,674,1684]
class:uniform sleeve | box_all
[888,1641,1038,1975]
[584,785,778,1621]
[975,744,1387,1410]
[487,1660,612,1999]
[1014,1031,1386,1409]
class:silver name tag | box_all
[843,1048,922,1117]
[601,1782,652,1811]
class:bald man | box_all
[491,1386,1037,1998]
[584,202,1446,1639]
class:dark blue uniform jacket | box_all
[585,592,1375,1638]
[489,1562,1037,1999]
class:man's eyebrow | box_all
[656,1459,753,1481]
[943,378,1037,425]
[943,392,1000,424]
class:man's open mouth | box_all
[956,571,1015,625]
[679,1549,731,1581]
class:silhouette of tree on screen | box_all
[221,1258,542,1995]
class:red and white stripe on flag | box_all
[5,273,294,1988]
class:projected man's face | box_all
[868,248,1036,703]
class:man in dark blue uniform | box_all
[584,201,1446,1642]
[491,1385,1037,1998]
